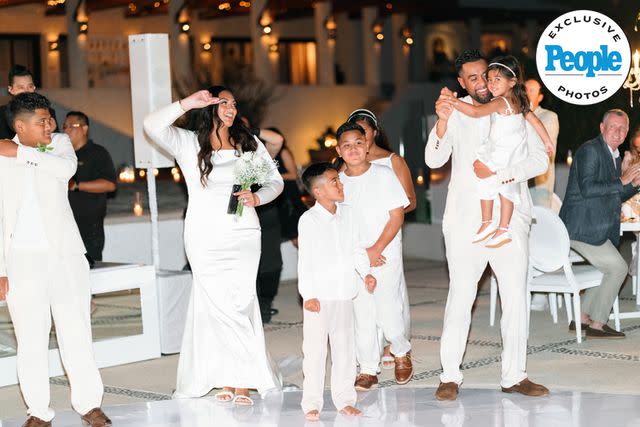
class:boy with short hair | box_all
[298,162,373,422]
[335,122,412,390]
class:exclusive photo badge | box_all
[536,9,631,106]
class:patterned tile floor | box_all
[0,259,639,424]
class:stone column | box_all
[410,18,426,82]
[361,6,380,87]
[169,1,192,87]
[313,1,335,85]
[250,0,273,84]
[66,0,89,89]
[391,13,408,93]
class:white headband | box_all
[348,108,378,127]
[488,62,516,77]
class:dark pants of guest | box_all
[77,217,105,263]
[257,270,282,324]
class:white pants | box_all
[380,270,411,349]
[440,215,529,388]
[354,260,411,375]
[6,250,104,421]
[301,300,356,413]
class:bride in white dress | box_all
[144,87,284,405]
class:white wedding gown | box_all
[144,102,283,397]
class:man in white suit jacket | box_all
[0,93,110,427]
[424,50,549,401]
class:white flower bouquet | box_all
[228,151,278,217]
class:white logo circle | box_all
[536,10,631,106]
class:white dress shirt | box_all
[297,203,369,301]
[11,138,50,251]
[606,143,620,169]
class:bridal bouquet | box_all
[228,151,278,217]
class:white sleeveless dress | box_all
[475,97,528,205]
[370,154,411,341]
[144,102,283,398]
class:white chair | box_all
[526,207,620,343]
[489,207,620,342]
[489,193,584,326]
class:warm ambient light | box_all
[239,1,251,7]
[372,20,384,43]
[262,24,272,35]
[218,2,231,10]
[181,22,190,33]
[48,40,59,51]
[78,21,88,34]
[201,41,212,52]
[269,43,279,53]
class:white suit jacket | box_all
[0,133,85,276]
[424,95,549,237]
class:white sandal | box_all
[233,394,254,406]
[214,390,235,402]
[472,220,495,243]
[485,227,512,248]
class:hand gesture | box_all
[179,90,223,111]
[304,298,320,312]
[366,247,386,267]
[473,159,495,179]
[621,163,640,186]
[233,189,260,208]
[435,87,457,122]
[0,139,18,158]
[364,274,377,294]
[544,141,556,156]
[0,277,8,301]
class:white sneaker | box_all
[472,221,495,243]
[485,228,512,248]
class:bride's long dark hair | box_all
[195,85,257,186]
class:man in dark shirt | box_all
[64,111,117,263]
[0,65,37,139]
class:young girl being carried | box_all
[448,55,555,248]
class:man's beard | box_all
[470,89,491,104]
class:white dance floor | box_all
[2,387,639,426]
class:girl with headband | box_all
[444,55,555,248]
[346,109,414,371]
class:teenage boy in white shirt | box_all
[336,122,412,390]
[298,162,373,422]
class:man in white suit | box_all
[0,93,110,427]
[425,50,549,401]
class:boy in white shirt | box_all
[298,162,374,422]
[336,122,412,390]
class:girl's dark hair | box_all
[487,55,530,116]
[194,85,257,186]
[347,109,393,152]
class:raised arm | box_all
[17,134,77,182]
[144,90,221,159]
[256,128,284,158]
[425,87,458,168]
[453,97,504,118]
[525,111,555,155]
[253,138,284,206]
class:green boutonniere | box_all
[36,144,53,153]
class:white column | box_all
[250,0,273,84]
[313,1,335,85]
[66,0,88,89]
[469,17,482,50]
[361,6,380,87]
[411,19,426,82]
[391,14,408,93]
[335,12,361,84]
[169,2,192,86]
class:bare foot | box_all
[305,410,320,421]
[340,406,362,416]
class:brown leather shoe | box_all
[501,378,549,397]
[81,408,112,427]
[22,417,51,427]
[354,373,378,391]
[435,382,459,401]
[586,325,625,339]
[568,321,590,332]
[394,352,413,385]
